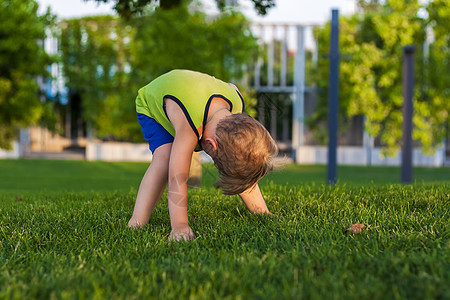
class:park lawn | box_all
[1,159,449,193]
[0,159,449,299]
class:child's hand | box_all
[169,225,194,242]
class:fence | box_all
[248,22,447,166]
[249,23,313,150]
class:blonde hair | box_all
[211,113,278,195]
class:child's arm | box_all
[239,183,271,214]
[165,99,198,241]
[167,130,197,241]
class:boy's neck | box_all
[201,98,231,153]
[203,107,231,139]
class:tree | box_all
[87,0,275,19]
[59,2,259,142]
[0,0,54,150]
[311,0,448,155]
[131,4,258,83]
[59,16,136,140]
[416,0,450,153]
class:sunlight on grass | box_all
[0,159,449,299]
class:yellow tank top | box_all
[136,69,245,149]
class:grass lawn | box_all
[1,159,449,299]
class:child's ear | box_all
[202,137,218,154]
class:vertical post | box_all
[312,26,319,66]
[280,25,288,88]
[402,46,415,183]
[282,119,289,142]
[254,25,263,90]
[292,25,305,160]
[19,128,30,158]
[271,98,278,140]
[363,116,374,166]
[66,90,72,140]
[327,9,340,185]
[255,25,264,125]
[258,97,265,125]
[268,25,274,88]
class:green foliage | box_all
[90,0,276,19]
[312,0,448,156]
[131,4,257,84]
[130,2,259,116]
[0,0,54,150]
[59,3,259,141]
[216,0,275,15]
[59,15,138,141]
[0,159,449,299]
[38,102,61,133]
[415,0,450,154]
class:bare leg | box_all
[128,143,172,228]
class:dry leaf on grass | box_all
[345,223,366,234]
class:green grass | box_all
[1,159,449,194]
[1,159,449,299]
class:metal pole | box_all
[327,9,340,185]
[292,25,305,161]
[402,46,415,183]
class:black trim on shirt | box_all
[202,94,234,139]
[163,95,200,140]
[235,89,245,113]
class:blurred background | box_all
[0,0,448,166]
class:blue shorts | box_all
[137,113,174,153]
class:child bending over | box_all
[128,69,278,241]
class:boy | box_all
[128,69,278,241]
